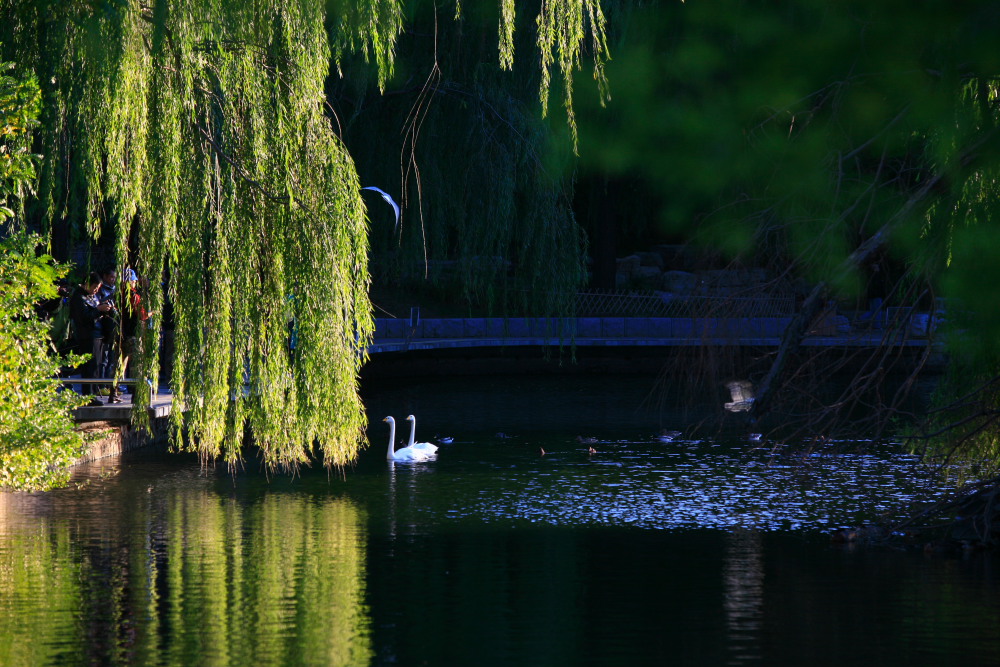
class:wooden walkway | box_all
[72,385,174,422]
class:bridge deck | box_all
[73,315,934,421]
[369,315,931,353]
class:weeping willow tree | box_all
[0,0,610,473]
[341,1,603,317]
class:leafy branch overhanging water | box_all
[0,0,610,478]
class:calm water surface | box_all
[1,374,998,666]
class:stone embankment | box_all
[73,417,169,465]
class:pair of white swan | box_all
[383,415,439,461]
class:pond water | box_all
[1,374,999,666]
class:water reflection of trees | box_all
[0,477,372,666]
[723,529,764,666]
[0,492,84,666]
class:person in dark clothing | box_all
[69,272,113,403]
[114,268,149,399]
[35,279,72,321]
[96,266,119,381]
[97,267,117,304]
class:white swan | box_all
[383,416,436,461]
[405,415,439,454]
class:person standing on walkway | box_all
[113,268,149,399]
[69,272,113,404]
[96,266,119,381]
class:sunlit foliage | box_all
[3,0,378,470]
[0,232,88,491]
[0,56,87,492]
[0,53,40,223]
[534,0,609,150]
[0,0,612,474]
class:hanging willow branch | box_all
[7,0,377,470]
[3,0,611,470]
[534,0,611,151]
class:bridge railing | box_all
[573,290,796,318]
[372,315,797,341]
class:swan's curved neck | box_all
[386,420,396,460]
[407,417,416,447]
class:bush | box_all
[0,232,88,491]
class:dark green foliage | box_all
[577,1,1000,292]
[339,1,597,316]
[0,232,88,490]
[571,0,1000,460]
[1,0,611,473]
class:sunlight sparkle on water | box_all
[394,438,958,532]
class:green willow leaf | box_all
[3,0,611,473]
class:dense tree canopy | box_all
[10,0,1000,486]
[340,1,603,316]
[572,0,1000,462]
[0,0,610,475]
[0,55,89,490]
